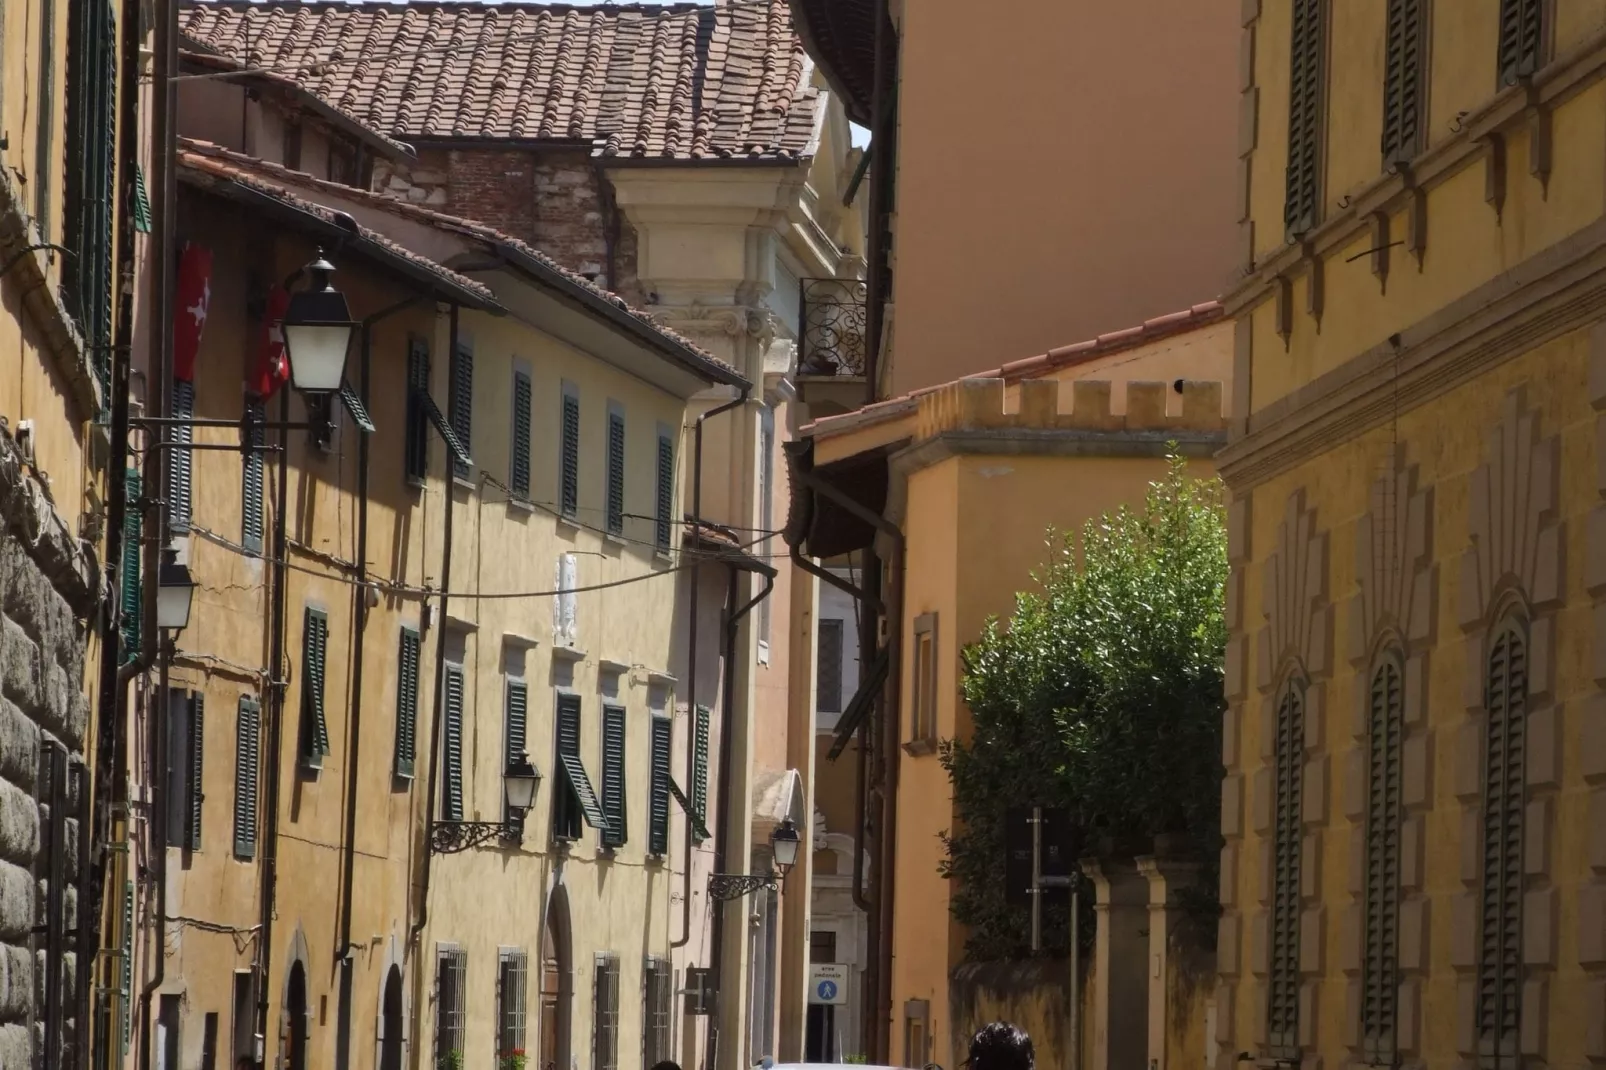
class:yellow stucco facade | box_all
[1219,4,1606,1068]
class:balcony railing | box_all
[798,277,867,377]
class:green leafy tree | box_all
[941,453,1227,960]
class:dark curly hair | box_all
[966,1022,1034,1070]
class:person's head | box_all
[967,1022,1033,1070]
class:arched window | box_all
[1362,651,1404,1062]
[1267,677,1306,1057]
[1477,616,1528,1067]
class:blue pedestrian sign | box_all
[816,980,838,1002]
[809,963,847,1005]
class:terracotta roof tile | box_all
[180,0,822,161]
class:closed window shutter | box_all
[648,716,671,855]
[443,665,466,821]
[395,628,421,779]
[692,704,711,841]
[601,704,627,848]
[300,609,330,769]
[505,679,528,821]
[242,400,265,555]
[451,342,473,481]
[606,411,626,535]
[169,379,195,533]
[1267,682,1305,1056]
[561,393,580,516]
[512,371,533,498]
[406,338,430,481]
[1498,0,1545,86]
[188,692,205,851]
[593,954,620,1070]
[1381,0,1425,165]
[234,696,260,859]
[654,434,674,552]
[1477,622,1527,1060]
[121,880,134,1045]
[1362,656,1404,1062]
[121,470,142,661]
[1284,0,1328,237]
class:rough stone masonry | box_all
[0,424,99,1067]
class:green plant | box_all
[942,452,1227,960]
[438,1050,464,1070]
[844,1055,869,1065]
[500,1048,528,1070]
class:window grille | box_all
[435,947,467,1069]
[497,950,529,1068]
[593,954,620,1070]
[643,957,672,1067]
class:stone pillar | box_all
[1137,856,1201,1070]
[1080,858,1150,1070]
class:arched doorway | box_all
[540,886,572,1070]
[379,966,404,1070]
[284,962,309,1070]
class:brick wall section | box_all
[0,427,97,1067]
[373,147,645,307]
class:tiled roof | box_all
[803,302,1227,438]
[179,137,743,381]
[180,0,822,161]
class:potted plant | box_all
[501,1049,529,1070]
[439,1051,464,1070]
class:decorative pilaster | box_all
[1138,855,1202,1070]
[1079,857,1150,1070]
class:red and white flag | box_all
[248,285,292,399]
[172,243,212,382]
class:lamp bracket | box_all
[707,872,777,902]
[429,819,523,855]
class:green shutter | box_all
[1498,0,1545,86]
[1381,0,1424,166]
[1477,622,1527,1059]
[606,410,626,535]
[242,400,265,555]
[511,371,532,498]
[1284,0,1327,238]
[1267,682,1306,1057]
[121,470,142,661]
[451,341,473,481]
[121,879,133,1046]
[505,679,528,820]
[654,434,674,552]
[395,628,420,779]
[300,608,330,770]
[692,704,710,842]
[1362,656,1404,1063]
[169,379,195,534]
[234,696,260,859]
[601,704,627,848]
[555,693,608,832]
[648,716,671,856]
[132,165,152,233]
[443,664,466,821]
[406,338,430,481]
[560,392,580,517]
[188,692,205,851]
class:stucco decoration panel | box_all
[1256,490,1332,693]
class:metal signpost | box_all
[1023,806,1080,1070]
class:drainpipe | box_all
[672,389,749,952]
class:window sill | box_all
[405,476,427,493]
[556,515,581,538]
[654,548,674,565]
[451,475,477,495]
[602,533,627,552]
[902,738,937,758]
[506,496,535,516]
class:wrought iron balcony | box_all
[798,277,867,377]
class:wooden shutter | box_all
[1284,0,1328,237]
[188,692,205,851]
[1362,657,1404,1061]
[132,165,152,233]
[648,716,672,855]
[655,433,674,552]
[121,470,141,660]
[1498,0,1545,86]
[63,0,117,399]
[555,693,608,831]
[511,371,533,498]
[561,392,581,516]
[443,664,466,821]
[234,696,260,859]
[606,410,626,534]
[1267,682,1306,1056]
[818,620,845,714]
[395,628,421,779]
[601,704,627,848]
[505,679,528,820]
[169,379,195,533]
[1477,622,1527,1061]
[450,341,473,480]
[692,704,711,840]
[122,880,134,1046]
[1381,0,1425,165]
[593,954,620,1070]
[300,609,330,769]
[406,338,430,481]
[242,400,265,555]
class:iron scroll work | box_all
[430,818,524,854]
[798,277,868,377]
[707,872,778,902]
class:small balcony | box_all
[797,277,867,378]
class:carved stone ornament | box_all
[1348,446,1437,660]
[1257,489,1332,691]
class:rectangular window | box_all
[600,704,627,848]
[505,677,528,822]
[511,369,533,499]
[909,614,938,749]
[233,696,261,860]
[1381,0,1426,166]
[405,337,430,483]
[655,428,675,553]
[169,379,195,534]
[443,663,466,821]
[1498,0,1546,86]
[692,704,711,841]
[818,619,845,714]
[1267,681,1307,1058]
[299,608,330,771]
[242,400,265,554]
[395,628,421,779]
[200,1010,218,1070]
[554,692,608,840]
[643,957,672,1068]
[560,384,581,518]
[648,715,672,856]
[810,930,837,965]
[593,953,620,1070]
[1477,621,1529,1062]
[497,949,529,1067]
[167,689,204,849]
[1284,0,1328,238]
[435,947,467,1067]
[606,404,626,535]
[450,339,473,481]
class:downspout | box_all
[672,389,749,952]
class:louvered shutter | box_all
[606,410,626,535]
[63,0,117,400]
[132,165,152,233]
[601,704,627,847]
[406,338,430,481]
[450,342,473,481]
[121,880,134,1046]
[692,704,711,839]
[648,716,671,855]
[1267,683,1306,1056]
[121,470,142,661]
[234,696,260,859]
[561,392,580,516]
[169,379,195,533]
[1284,0,1328,237]
[655,434,674,552]
[395,628,421,779]
[1498,0,1545,86]
[1477,623,1527,1061]
[505,679,528,820]
[511,371,533,498]
[1362,657,1404,1061]
[443,665,466,821]
[300,609,330,769]
[188,692,206,851]
[1381,0,1425,165]
[242,400,265,555]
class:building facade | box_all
[1217,3,1606,1069]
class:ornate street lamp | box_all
[709,815,803,902]
[155,549,196,634]
[430,753,544,854]
[280,254,357,396]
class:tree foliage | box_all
[940,454,1227,960]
